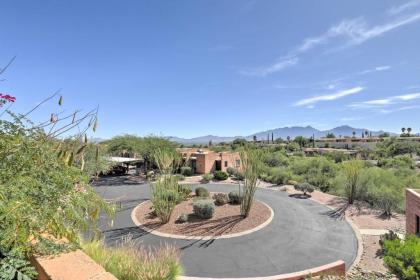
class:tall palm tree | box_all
[352,131,356,138]
[407,127,412,136]
[401,127,406,134]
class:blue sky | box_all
[1,0,420,139]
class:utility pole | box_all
[271,132,274,143]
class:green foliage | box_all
[240,147,264,217]
[193,200,215,219]
[180,166,193,176]
[177,185,192,199]
[226,167,236,176]
[213,170,228,180]
[381,235,420,280]
[174,174,185,181]
[289,157,337,192]
[82,238,182,280]
[0,255,38,280]
[376,138,420,158]
[212,193,229,206]
[195,186,209,197]
[201,173,213,183]
[294,136,309,148]
[359,168,404,215]
[234,171,245,181]
[267,167,293,185]
[339,160,364,204]
[105,135,177,170]
[150,176,180,223]
[325,132,335,138]
[228,191,242,204]
[177,213,188,223]
[378,155,415,169]
[324,151,350,163]
[0,119,114,260]
[294,182,315,195]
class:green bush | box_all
[234,171,245,181]
[212,193,229,206]
[177,213,188,223]
[180,166,193,176]
[359,167,404,215]
[377,155,415,169]
[213,170,228,180]
[174,174,185,181]
[228,191,242,204]
[201,173,213,183]
[294,182,315,195]
[381,235,420,280]
[177,185,192,199]
[267,167,292,185]
[82,238,182,280]
[195,186,209,197]
[193,200,215,219]
[226,167,236,176]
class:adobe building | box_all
[406,188,420,236]
[178,148,242,174]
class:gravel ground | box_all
[135,195,272,236]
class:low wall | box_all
[406,188,420,235]
[180,260,346,280]
[32,249,117,280]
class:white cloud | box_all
[389,0,420,15]
[350,92,420,108]
[358,65,391,75]
[241,11,420,76]
[240,56,298,77]
[380,105,420,114]
[295,87,364,106]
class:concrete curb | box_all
[178,260,345,280]
[131,200,274,240]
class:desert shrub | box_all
[213,170,228,180]
[289,156,336,192]
[359,167,404,215]
[212,193,229,206]
[180,166,193,176]
[195,186,209,197]
[381,235,420,280]
[82,238,182,280]
[177,213,188,223]
[0,102,115,279]
[377,156,415,169]
[234,171,245,181]
[268,167,292,185]
[193,200,215,219]
[177,185,192,199]
[174,174,185,181]
[226,167,236,176]
[263,152,289,167]
[201,173,213,183]
[324,151,350,163]
[228,191,242,204]
[379,230,400,248]
[294,182,315,195]
[287,179,299,186]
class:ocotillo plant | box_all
[239,147,264,217]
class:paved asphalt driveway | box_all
[93,176,358,278]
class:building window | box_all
[224,161,228,167]
[236,159,241,167]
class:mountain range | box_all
[168,125,394,144]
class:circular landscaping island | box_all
[133,192,273,239]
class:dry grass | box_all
[82,235,182,280]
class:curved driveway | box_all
[94,176,358,278]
